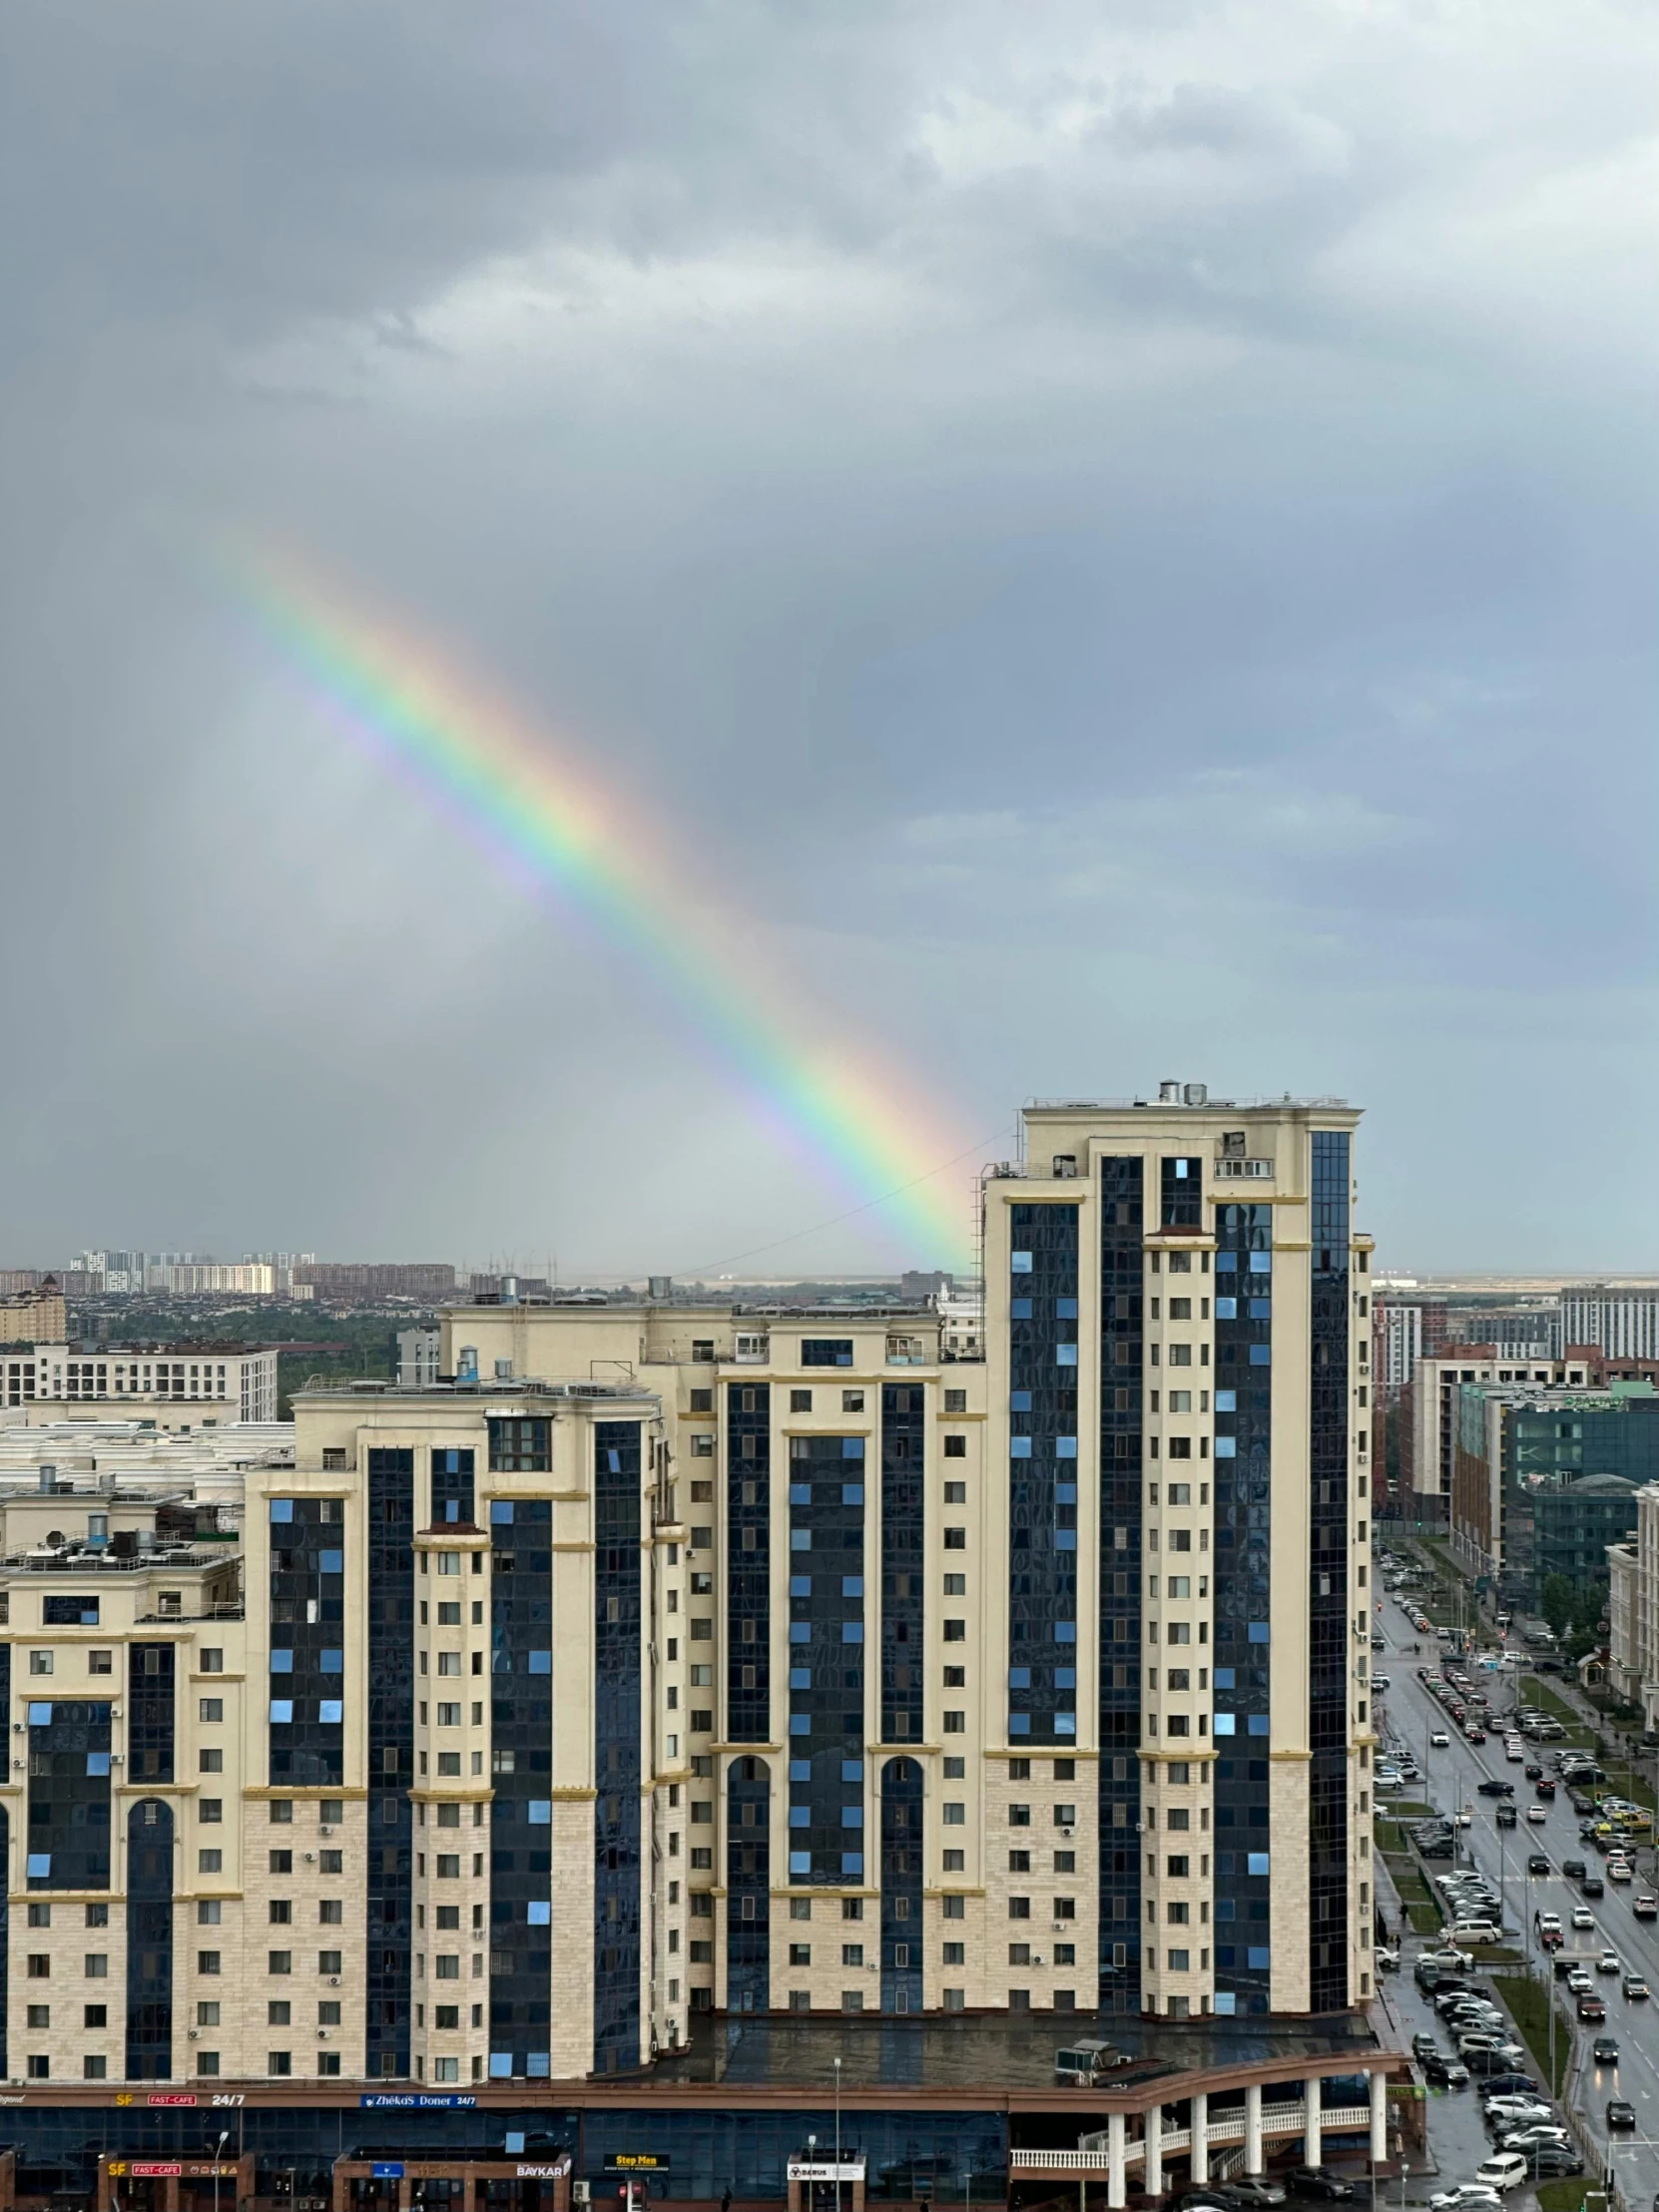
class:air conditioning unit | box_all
[320,1825,333,1835]
[317,2030,329,2039]
[188,2029,199,2040]
[1062,1826,1074,1837]
[328,1975,340,1985]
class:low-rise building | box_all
[1,1343,279,1423]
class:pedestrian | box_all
[722,2186,733,2212]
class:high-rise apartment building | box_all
[0,1085,1407,2178]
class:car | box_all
[1496,2127,1570,2150]
[1599,1948,1620,1973]
[1448,1921,1503,1943]
[1535,1778,1557,1798]
[1376,1945,1400,1971]
[1486,2108,1554,2135]
[1526,1853,1549,1876]
[1421,1944,1475,1970]
[1562,1857,1586,1879]
[1566,1966,1594,1992]
[1623,1971,1649,1998]
[1455,1810,1473,1827]
[1422,2055,1470,2087]
[1477,2073,1540,2098]
[1412,2033,1442,2060]
[1481,2094,1552,2120]
[1526,1805,1548,1824]
[1524,1763,1543,1780]
[1210,2184,1288,2210]
[1496,1805,1517,1829]
[1608,1858,1633,1882]
[1428,2189,1501,2212]
[1467,1726,1488,1743]
[1582,1877,1605,1899]
[1525,2149,1584,2178]
[1282,2173,1356,2201]
[1477,1779,1514,1797]
[1572,1907,1595,1929]
[1633,1893,1658,1919]
[1577,1994,1607,2021]
[1535,1911,1562,1933]
[1374,1673,1391,1690]
[1466,2048,1531,2078]
[1429,1728,1450,1746]
[1608,2100,1638,2130]
[1592,2035,1620,2063]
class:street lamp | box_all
[833,2058,842,2212]
[212,2131,230,2212]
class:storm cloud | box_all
[2,0,1655,1274]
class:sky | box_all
[2,0,1656,1279]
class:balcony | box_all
[1214,1159,1275,1180]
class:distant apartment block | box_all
[1563,1285,1659,1362]
[1408,1349,1595,1515]
[293,1262,457,1302]
[0,1343,279,1423]
[0,1283,68,1346]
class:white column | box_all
[1144,2106,1163,2199]
[1107,2112,1127,2211]
[1369,2071,1387,2165]
[1305,2076,1323,2169]
[1191,2093,1208,2184]
[1244,2084,1263,2176]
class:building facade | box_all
[1408,1350,1595,1518]
[1563,1286,1659,1363]
[1,1344,279,1423]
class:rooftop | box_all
[645,2011,1389,2099]
[294,1377,657,1403]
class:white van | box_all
[1448,1920,1502,1944]
[1472,2156,1530,2192]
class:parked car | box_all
[1422,2055,1470,2087]
[1420,1945,1474,1970]
[1428,2191,1500,2212]
[1282,2173,1355,2201]
[1472,2155,1531,2191]
[1526,2149,1584,2177]
[1477,2074,1541,2098]
[1210,2185,1288,2210]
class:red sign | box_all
[132,2165,185,2178]
[148,2093,198,2107]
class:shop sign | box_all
[604,2156,670,2173]
[371,2167,405,2181]
[788,2166,864,2183]
[360,2095,478,2109]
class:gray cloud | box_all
[1,0,1655,1274]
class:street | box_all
[1373,1599,1659,2210]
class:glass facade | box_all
[1097,1159,1144,2013]
[1212,1201,1273,2013]
[431,1447,476,1527]
[726,1756,771,2012]
[123,1798,173,2079]
[366,1447,414,2079]
[488,1495,553,2078]
[1308,1130,1351,2013]
[27,1697,111,1891]
[1007,1204,1079,1746]
[786,1435,866,1884]
[128,1643,175,1785]
[879,1385,925,1745]
[593,1421,642,2074]
[878,1755,923,2013]
[727,1385,772,1744]
[269,1498,345,1788]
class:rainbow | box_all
[223,549,977,1266]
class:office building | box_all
[1408,1349,1595,1517]
[1446,1378,1657,1602]
[1607,1489,1659,1725]
[294,1263,458,1303]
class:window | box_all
[791,1389,814,1412]
[943,1434,967,1458]
[802,1340,854,1368]
[199,1748,224,1773]
[197,2002,220,2026]
[199,1698,224,1722]
[270,1901,292,1925]
[1008,1899,1031,1921]
[28,1652,52,1676]
[269,1951,292,1974]
[319,1899,343,1925]
[89,1650,113,1675]
[198,1902,222,1927]
[198,1951,221,1975]
[841,1943,864,1966]
[268,2051,292,2077]
[842,1390,865,1412]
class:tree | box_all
[1540,1574,1577,1638]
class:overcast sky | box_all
[2,0,1655,1278]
